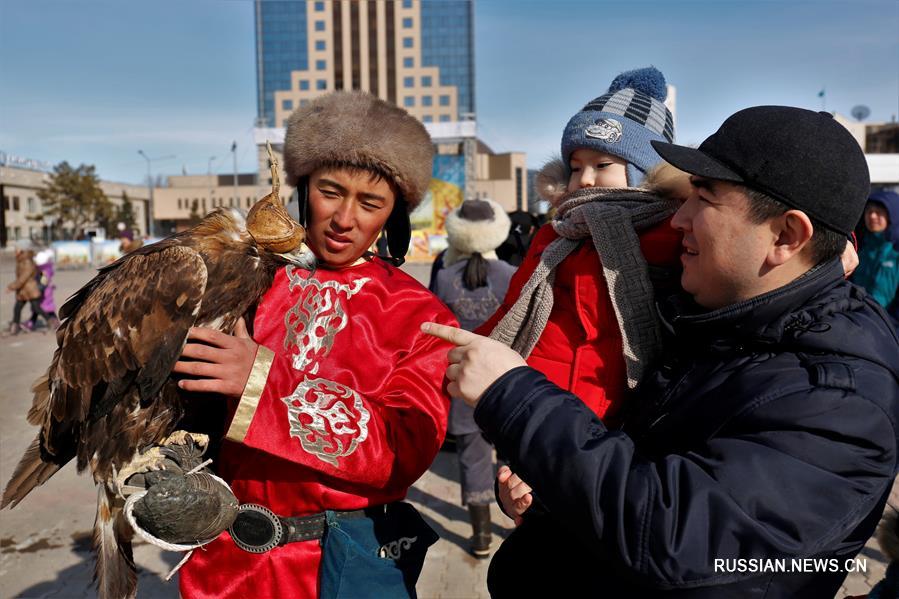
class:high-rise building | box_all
[255,0,475,128]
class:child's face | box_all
[864,202,889,233]
[568,148,629,190]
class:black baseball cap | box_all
[651,106,870,235]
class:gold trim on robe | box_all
[226,346,275,443]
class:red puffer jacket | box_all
[476,218,682,424]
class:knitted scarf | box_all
[488,186,679,389]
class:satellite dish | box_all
[851,105,871,122]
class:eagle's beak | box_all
[277,243,317,273]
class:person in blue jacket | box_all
[853,190,899,312]
[423,107,899,598]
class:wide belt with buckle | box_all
[229,503,373,554]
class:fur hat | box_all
[445,199,511,256]
[561,66,674,186]
[283,91,434,212]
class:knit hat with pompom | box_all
[561,66,674,186]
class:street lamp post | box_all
[208,156,217,208]
[138,150,174,238]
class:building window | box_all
[26,197,35,213]
[314,1,325,10]
[12,196,19,211]
[402,0,412,7]
[402,17,413,28]
[422,96,432,107]
[403,37,413,48]
[403,57,414,68]
[282,99,293,111]
[317,79,327,90]
[403,76,414,87]
[316,59,326,70]
[315,20,325,32]
[300,80,310,90]
[404,96,415,107]
[301,99,309,107]
[439,94,450,106]
[1,196,7,210]
[423,116,433,123]
[315,40,326,51]
[421,76,432,87]
[202,199,207,211]
[178,199,182,210]
[439,115,451,122]
[247,197,252,208]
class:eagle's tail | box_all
[93,485,136,599]
[1,435,62,509]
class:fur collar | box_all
[535,158,691,208]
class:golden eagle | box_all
[1,152,314,598]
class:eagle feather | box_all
[2,153,312,598]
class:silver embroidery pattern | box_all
[281,376,371,467]
[378,537,418,560]
[283,265,369,374]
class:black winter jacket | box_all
[475,259,899,598]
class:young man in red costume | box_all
[173,92,456,598]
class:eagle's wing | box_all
[2,245,208,508]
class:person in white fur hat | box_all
[431,198,515,558]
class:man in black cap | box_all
[423,106,899,597]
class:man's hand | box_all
[497,466,532,525]
[173,317,258,399]
[420,322,526,407]
[841,239,859,279]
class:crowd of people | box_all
[6,66,898,598]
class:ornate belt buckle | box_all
[229,503,283,553]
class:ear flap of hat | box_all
[385,201,411,263]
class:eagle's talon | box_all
[113,447,167,497]
[162,430,209,449]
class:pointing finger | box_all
[420,322,478,346]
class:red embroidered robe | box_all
[179,259,455,598]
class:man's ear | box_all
[769,209,814,265]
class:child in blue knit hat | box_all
[479,65,685,411]
[476,66,689,528]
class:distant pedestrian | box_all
[431,198,515,558]
[119,230,143,254]
[495,210,538,267]
[7,247,53,336]
[26,247,59,331]
[853,190,899,311]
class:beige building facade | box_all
[1,162,149,247]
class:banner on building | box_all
[407,155,465,262]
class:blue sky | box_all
[1,0,897,185]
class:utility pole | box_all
[460,112,477,202]
[138,150,174,237]
[232,141,239,208]
[208,156,217,209]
